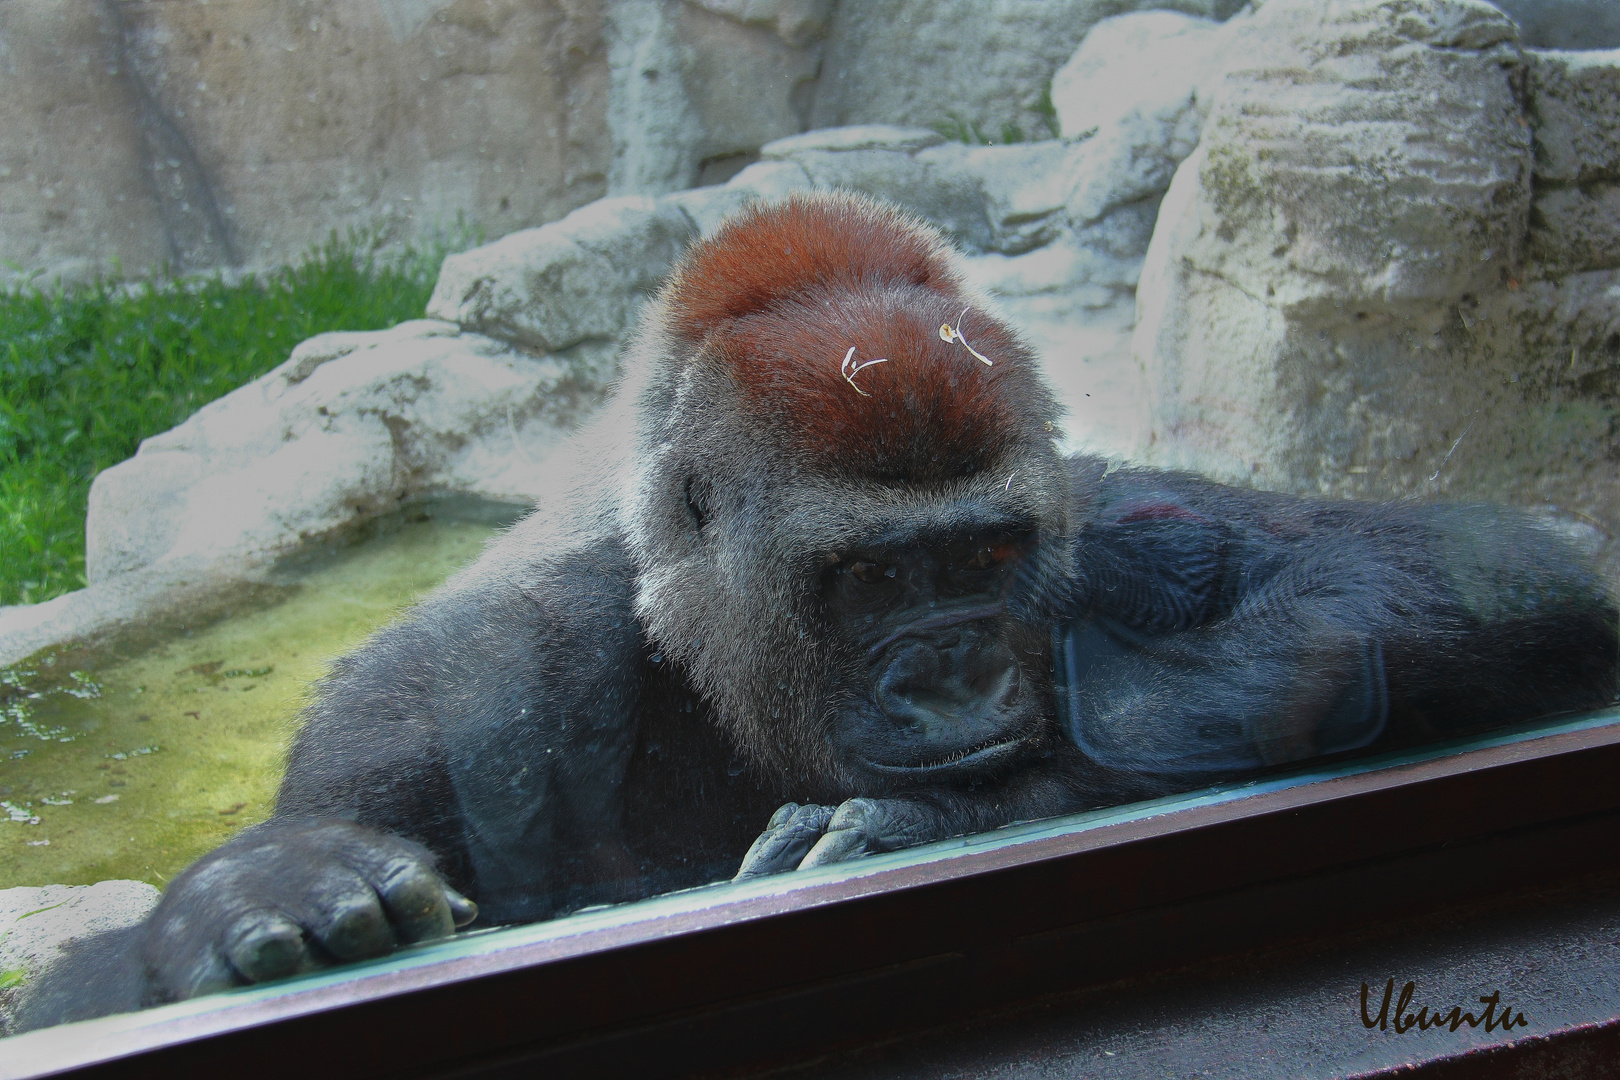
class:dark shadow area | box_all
[766,871,1620,1080]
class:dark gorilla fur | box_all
[17,193,1616,1029]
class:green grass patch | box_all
[0,234,452,607]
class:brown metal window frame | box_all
[4,709,1619,1080]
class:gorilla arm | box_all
[133,531,648,1002]
[1056,463,1618,779]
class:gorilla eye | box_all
[963,545,1011,571]
[850,560,896,584]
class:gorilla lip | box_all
[860,724,1038,778]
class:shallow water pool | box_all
[0,507,513,889]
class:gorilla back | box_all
[19,193,1614,1027]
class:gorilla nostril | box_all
[875,636,1024,728]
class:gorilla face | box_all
[820,527,1051,785]
[621,198,1075,797]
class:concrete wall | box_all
[0,0,1243,285]
[0,0,612,283]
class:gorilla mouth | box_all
[859,723,1039,779]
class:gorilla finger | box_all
[224,912,308,983]
[735,804,835,879]
[738,802,814,871]
[302,871,394,961]
[734,831,783,880]
[797,825,870,869]
[825,798,941,853]
[446,887,479,928]
[766,802,803,831]
[377,860,456,944]
[734,807,801,877]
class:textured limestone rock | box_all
[1526,49,1620,275]
[1525,49,1620,186]
[84,320,611,584]
[1173,0,1530,312]
[760,127,995,250]
[1049,10,1224,146]
[1132,0,1620,540]
[807,0,1246,139]
[2,0,1262,287]
[1531,184,1620,277]
[686,0,834,45]
[1490,0,1620,49]
[0,0,614,285]
[427,195,698,351]
[0,881,159,1037]
[604,0,827,195]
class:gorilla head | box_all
[620,194,1072,797]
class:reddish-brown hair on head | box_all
[713,285,1050,481]
[660,193,1057,482]
[664,193,963,345]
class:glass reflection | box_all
[2,0,1618,1044]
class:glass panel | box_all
[29,707,1619,1047]
[2,0,1617,1046]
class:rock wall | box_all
[1132,0,1620,541]
[604,0,829,194]
[3,0,1615,287]
[2,0,1250,286]
[0,0,612,283]
[12,0,1620,656]
[806,0,1245,138]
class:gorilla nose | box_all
[874,634,1021,732]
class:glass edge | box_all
[22,706,1620,1041]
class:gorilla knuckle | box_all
[225,915,306,982]
[318,897,393,960]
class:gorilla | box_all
[17,193,1616,1024]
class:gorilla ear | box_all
[663,193,964,345]
[683,475,712,533]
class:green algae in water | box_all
[0,512,509,889]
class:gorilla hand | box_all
[143,819,476,1001]
[734,799,948,878]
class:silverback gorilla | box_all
[20,193,1617,1024]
